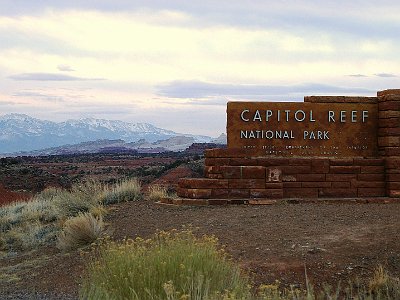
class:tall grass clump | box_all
[0,196,60,250]
[99,178,142,205]
[147,184,168,202]
[80,229,252,300]
[54,180,104,218]
[57,212,104,251]
[1,178,142,251]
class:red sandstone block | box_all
[229,179,265,189]
[330,166,360,174]
[379,101,400,111]
[301,182,331,188]
[378,137,400,147]
[179,179,228,189]
[378,128,400,136]
[383,93,400,100]
[177,187,188,198]
[353,158,384,166]
[265,182,284,189]
[256,157,290,167]
[331,181,351,188]
[281,165,312,174]
[204,158,215,166]
[220,166,242,179]
[282,175,297,182]
[181,199,209,205]
[326,174,357,181]
[304,96,377,103]
[358,188,386,197]
[207,174,224,179]
[208,199,228,205]
[283,182,302,188]
[319,188,357,198]
[229,189,250,198]
[387,182,400,189]
[379,111,400,119]
[213,158,231,166]
[283,188,318,198]
[204,166,222,176]
[205,158,230,167]
[229,158,259,166]
[378,118,400,128]
[353,181,385,188]
[357,173,385,181]
[288,158,312,166]
[250,189,283,198]
[386,173,400,181]
[385,167,400,173]
[388,190,400,198]
[385,158,400,169]
[330,158,354,166]
[311,159,330,173]
[211,189,230,198]
[377,89,400,97]
[383,147,400,156]
[296,174,326,181]
[360,166,385,174]
[242,166,266,179]
[185,189,212,199]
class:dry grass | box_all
[147,184,168,202]
[0,179,133,251]
[57,212,104,252]
[99,178,142,204]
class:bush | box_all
[147,184,168,202]
[54,180,104,218]
[368,265,400,299]
[80,229,251,300]
[57,212,104,251]
[99,178,142,205]
[0,180,106,251]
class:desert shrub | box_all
[368,265,400,299]
[99,178,142,205]
[147,184,168,202]
[0,180,106,251]
[187,158,205,176]
[36,186,63,200]
[80,229,251,300]
[57,212,104,251]
[54,180,103,218]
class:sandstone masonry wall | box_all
[174,89,400,204]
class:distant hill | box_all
[9,137,223,157]
[0,114,213,154]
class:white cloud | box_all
[0,3,399,136]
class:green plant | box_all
[147,184,168,202]
[57,212,104,251]
[54,181,103,218]
[99,178,142,204]
[80,229,252,300]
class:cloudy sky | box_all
[0,1,399,136]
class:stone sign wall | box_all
[162,89,400,205]
[227,101,378,157]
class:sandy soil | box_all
[1,200,399,299]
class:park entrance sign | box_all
[166,90,400,205]
[227,101,378,157]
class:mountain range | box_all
[0,114,224,155]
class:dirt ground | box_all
[1,200,400,299]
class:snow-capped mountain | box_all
[0,114,212,154]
